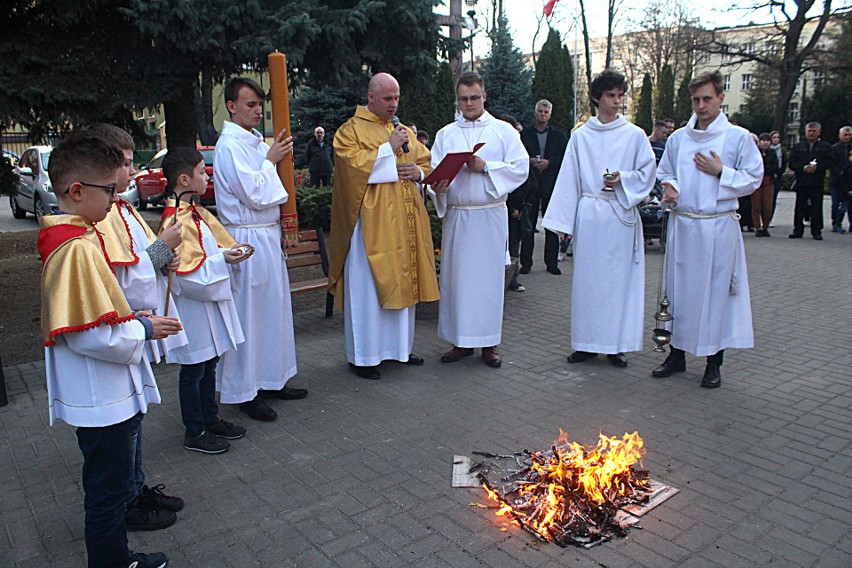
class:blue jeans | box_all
[128,415,145,505]
[179,356,220,438]
[76,413,141,568]
[829,181,849,228]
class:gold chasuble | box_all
[38,215,136,346]
[329,106,439,311]
[98,200,158,266]
[159,199,238,274]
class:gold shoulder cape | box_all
[98,200,158,266]
[38,215,136,346]
[328,106,439,311]
[160,199,237,274]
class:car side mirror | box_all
[17,166,33,177]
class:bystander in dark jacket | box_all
[789,122,832,238]
[305,127,334,187]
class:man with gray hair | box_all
[829,125,852,233]
[520,99,568,274]
[788,121,832,239]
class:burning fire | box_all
[479,430,650,547]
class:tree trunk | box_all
[578,0,595,116]
[163,77,198,147]
[196,70,219,146]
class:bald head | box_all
[367,73,400,121]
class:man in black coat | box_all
[520,100,568,275]
[305,126,334,187]
[829,126,852,233]
[789,121,832,240]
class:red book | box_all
[422,143,485,186]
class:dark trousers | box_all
[179,356,220,438]
[829,181,849,228]
[520,200,558,270]
[309,173,331,188]
[76,413,141,568]
[793,184,824,234]
[128,416,144,506]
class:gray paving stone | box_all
[1,194,850,567]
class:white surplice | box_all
[542,115,656,354]
[344,142,416,366]
[430,112,529,347]
[657,112,762,356]
[168,219,245,366]
[214,121,297,404]
[45,321,159,427]
[113,204,188,363]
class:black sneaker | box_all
[128,551,169,568]
[205,419,246,440]
[183,431,230,454]
[125,497,177,531]
[141,484,184,512]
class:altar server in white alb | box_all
[430,71,529,369]
[214,77,307,423]
[542,69,656,369]
[652,70,763,388]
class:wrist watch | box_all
[482,164,489,175]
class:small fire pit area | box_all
[452,430,678,548]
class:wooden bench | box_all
[285,228,333,317]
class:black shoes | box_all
[238,396,278,421]
[519,266,531,274]
[204,419,246,440]
[701,362,722,388]
[127,551,169,568]
[546,266,562,275]
[349,363,380,380]
[567,351,597,363]
[259,386,308,400]
[788,232,803,239]
[183,431,230,454]
[141,484,184,512]
[607,353,628,367]
[652,349,686,377]
[125,496,177,531]
[404,353,425,366]
[812,233,823,240]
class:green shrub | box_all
[296,185,333,231]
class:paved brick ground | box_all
[1,193,850,567]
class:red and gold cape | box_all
[97,199,158,266]
[159,198,237,275]
[38,215,136,346]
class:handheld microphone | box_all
[391,115,410,153]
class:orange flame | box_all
[481,430,647,543]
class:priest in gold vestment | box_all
[329,73,439,380]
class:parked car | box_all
[10,145,141,220]
[134,146,215,209]
[3,149,20,167]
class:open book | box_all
[422,143,485,186]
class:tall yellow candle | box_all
[268,51,299,243]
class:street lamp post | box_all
[464,1,478,71]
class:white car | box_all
[10,146,140,220]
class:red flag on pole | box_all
[543,0,560,17]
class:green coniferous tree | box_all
[635,73,654,134]
[674,75,692,125]
[480,16,533,121]
[654,64,675,121]
[400,62,457,138]
[531,27,574,132]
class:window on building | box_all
[788,102,799,122]
[813,69,825,87]
[743,42,755,54]
[787,133,797,146]
[766,41,780,55]
[720,52,730,63]
[723,74,731,91]
[741,74,753,91]
[721,104,729,114]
